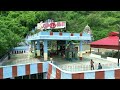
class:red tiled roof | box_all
[90,32,119,49]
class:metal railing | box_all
[57,63,119,72]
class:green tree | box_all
[1,11,120,57]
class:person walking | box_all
[90,59,94,70]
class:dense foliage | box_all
[0,11,120,57]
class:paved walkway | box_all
[52,54,119,72]
[1,53,41,66]
[1,52,119,72]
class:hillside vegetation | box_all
[0,11,120,57]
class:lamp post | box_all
[117,24,120,66]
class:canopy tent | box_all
[90,32,119,50]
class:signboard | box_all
[37,21,66,30]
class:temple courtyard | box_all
[1,52,119,72]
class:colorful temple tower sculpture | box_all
[83,24,93,43]
[83,25,91,33]
[82,24,93,54]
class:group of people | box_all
[90,59,102,70]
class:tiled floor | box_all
[1,52,119,72]
[1,52,41,66]
[52,54,119,72]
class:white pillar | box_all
[33,41,36,57]
[37,40,40,57]
[79,41,83,60]
[44,40,48,61]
